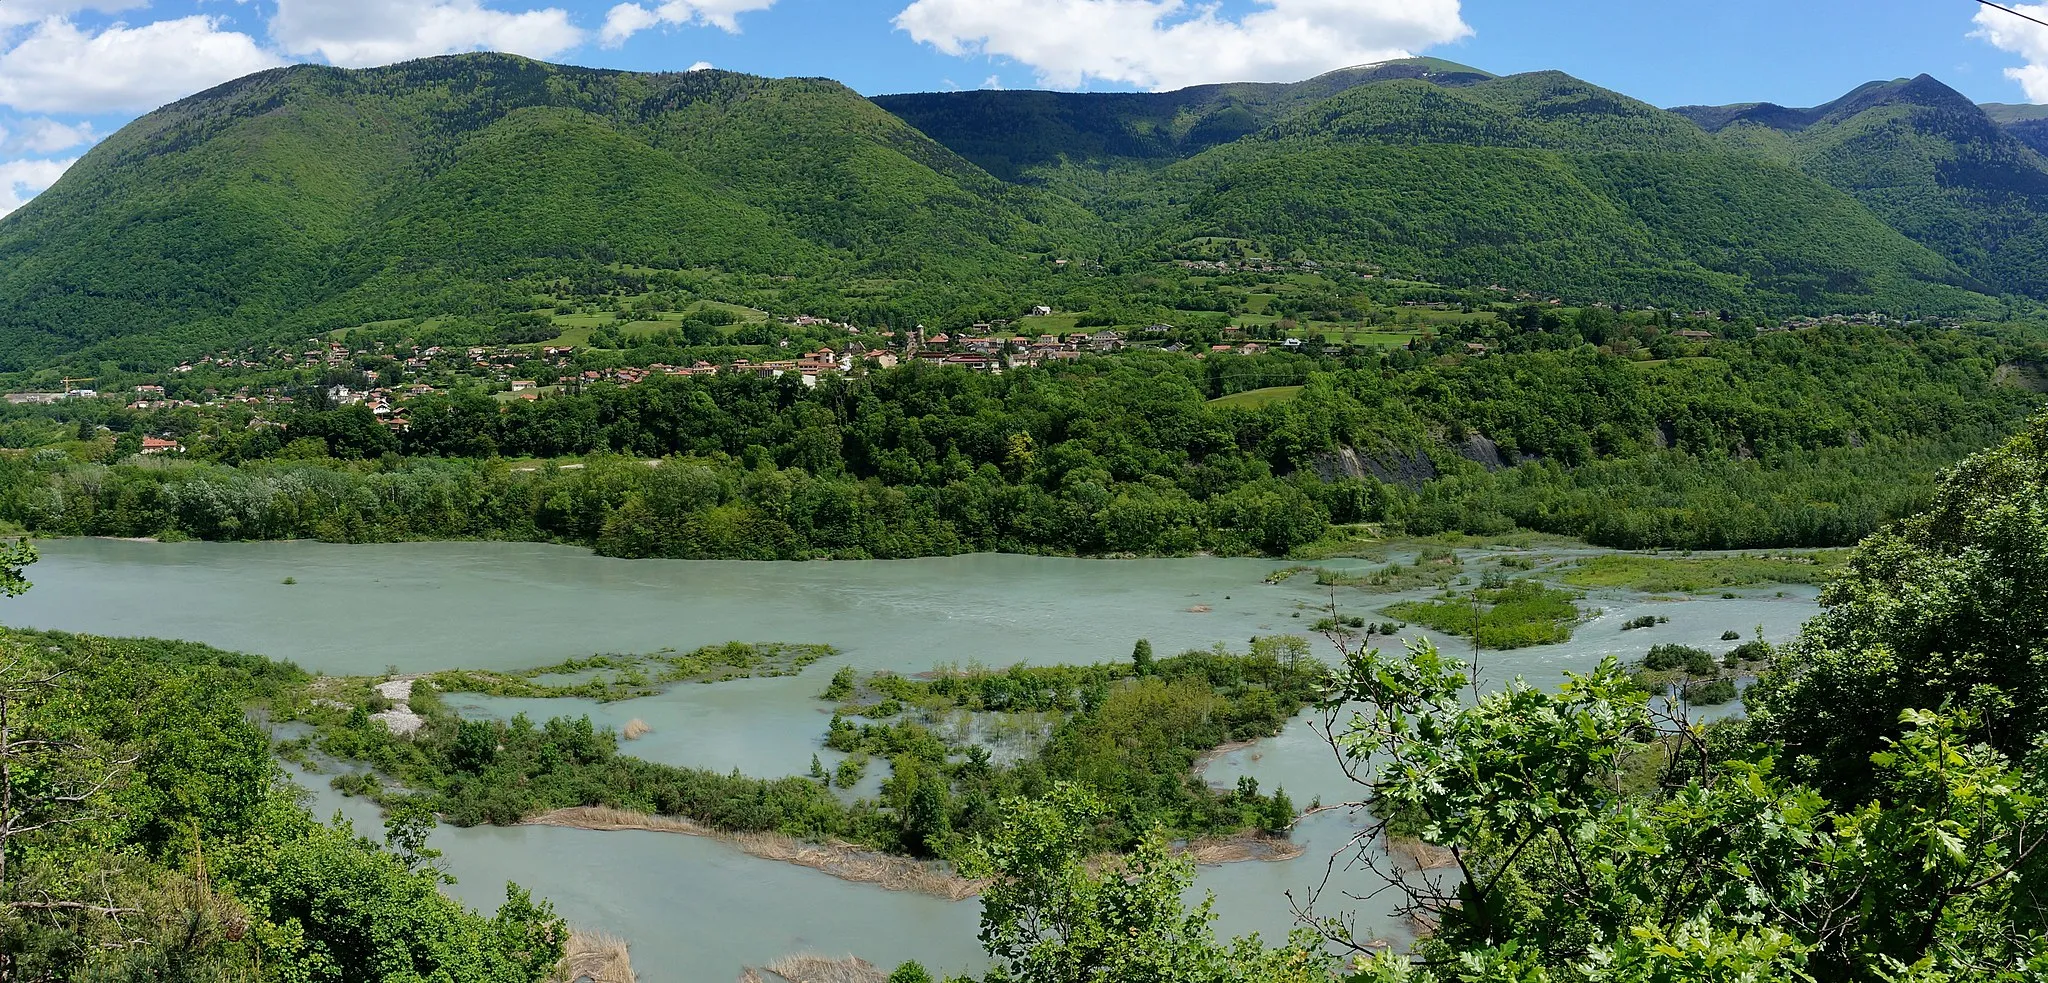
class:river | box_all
[5,538,1825,981]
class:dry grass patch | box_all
[551,930,635,983]
[760,954,885,983]
[621,718,652,740]
[1181,831,1305,865]
[525,805,711,836]
[730,833,983,901]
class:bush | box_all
[889,963,934,983]
[1683,676,1739,706]
[1643,644,1716,676]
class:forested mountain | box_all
[6,53,2047,369]
[1137,72,1977,311]
[871,57,1495,178]
[1678,75,2048,297]
[0,54,1088,368]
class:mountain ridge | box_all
[0,53,2031,369]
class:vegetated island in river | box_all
[279,636,1328,897]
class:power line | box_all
[1974,0,2048,31]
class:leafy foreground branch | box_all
[0,624,568,982]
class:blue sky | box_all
[3,0,2047,214]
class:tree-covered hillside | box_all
[1131,73,1984,311]
[1680,75,2048,298]
[0,54,1089,369]
[889,67,1993,313]
[871,57,1496,179]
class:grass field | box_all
[1209,386,1304,409]
[1013,313,1082,334]
[537,301,772,348]
[1559,552,1847,593]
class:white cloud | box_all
[0,16,282,114]
[599,0,776,46]
[1974,4,2048,102]
[0,0,147,30]
[0,156,75,217]
[9,117,96,154]
[271,0,586,68]
[687,61,715,71]
[894,0,1470,91]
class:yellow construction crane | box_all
[60,377,95,390]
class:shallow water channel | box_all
[10,538,1823,981]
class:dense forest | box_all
[1,322,2036,557]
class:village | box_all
[0,298,1938,442]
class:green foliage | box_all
[823,666,858,702]
[958,784,1326,983]
[1680,676,1738,706]
[827,639,1328,854]
[889,962,935,983]
[0,538,32,598]
[1318,637,2047,981]
[0,624,561,982]
[1641,644,1716,676]
[1749,412,2048,798]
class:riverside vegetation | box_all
[287,635,1326,864]
[2,320,2040,559]
[426,642,837,702]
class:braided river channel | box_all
[7,538,1824,981]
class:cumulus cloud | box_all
[7,117,95,153]
[599,0,777,46]
[0,156,75,216]
[1975,3,2048,102]
[271,0,585,68]
[894,0,1470,91]
[0,16,281,114]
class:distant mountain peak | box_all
[1675,73,1981,134]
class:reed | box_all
[551,929,635,983]
[762,954,885,983]
[621,718,652,740]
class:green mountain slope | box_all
[870,58,1495,179]
[1678,76,2048,297]
[1141,73,1983,309]
[0,54,1084,368]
